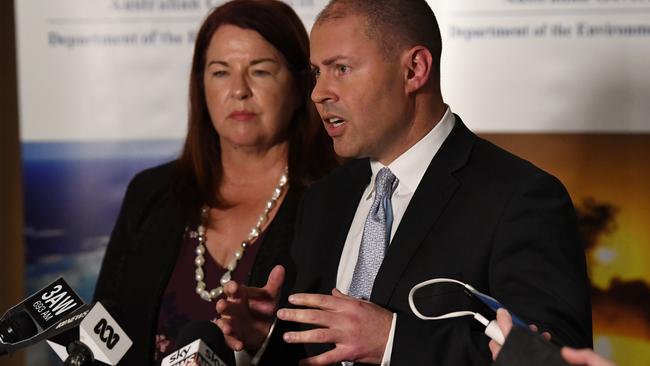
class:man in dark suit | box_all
[216,0,592,364]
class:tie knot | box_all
[374,167,397,198]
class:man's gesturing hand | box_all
[277,288,393,365]
[215,265,285,353]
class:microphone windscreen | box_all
[176,321,235,366]
[0,311,38,343]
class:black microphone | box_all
[161,321,235,366]
[0,312,38,344]
[1,277,84,356]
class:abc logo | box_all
[94,318,120,350]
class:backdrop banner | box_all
[15,1,650,365]
[430,0,650,133]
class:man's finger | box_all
[298,348,348,366]
[214,318,232,335]
[216,297,244,317]
[288,293,342,311]
[495,308,513,337]
[488,340,501,361]
[277,308,333,327]
[223,280,242,299]
[331,288,351,298]
[215,318,244,351]
[227,338,244,352]
[215,298,227,314]
[283,328,336,344]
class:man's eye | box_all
[336,65,349,74]
[311,68,320,78]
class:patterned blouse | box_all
[153,226,263,363]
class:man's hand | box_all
[489,308,514,360]
[488,308,552,360]
[277,288,393,366]
[215,265,285,352]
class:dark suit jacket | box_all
[93,161,300,366]
[267,118,592,365]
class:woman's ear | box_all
[403,46,433,94]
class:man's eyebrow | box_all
[311,55,350,67]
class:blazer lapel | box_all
[134,193,186,301]
[371,118,476,307]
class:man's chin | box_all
[332,140,367,160]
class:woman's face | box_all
[204,25,298,152]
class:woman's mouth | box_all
[229,111,257,121]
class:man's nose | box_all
[311,74,336,104]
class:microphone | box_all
[47,302,132,366]
[1,277,84,355]
[0,312,38,344]
[161,321,234,366]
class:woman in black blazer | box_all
[93,1,337,364]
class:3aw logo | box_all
[94,318,120,350]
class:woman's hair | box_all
[174,0,337,221]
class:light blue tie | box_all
[348,167,398,302]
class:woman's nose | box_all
[231,75,252,100]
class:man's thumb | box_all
[265,265,285,296]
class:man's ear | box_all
[402,46,433,94]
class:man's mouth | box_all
[325,117,346,127]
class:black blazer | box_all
[93,161,300,366]
[268,118,592,365]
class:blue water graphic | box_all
[22,140,181,301]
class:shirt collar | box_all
[366,106,456,199]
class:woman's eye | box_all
[252,70,271,76]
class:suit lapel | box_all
[371,118,476,307]
[321,159,372,293]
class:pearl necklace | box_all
[193,167,289,302]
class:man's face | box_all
[310,15,411,163]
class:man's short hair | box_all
[315,0,442,63]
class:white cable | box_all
[408,278,474,320]
[408,278,505,345]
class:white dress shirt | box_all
[336,107,456,365]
